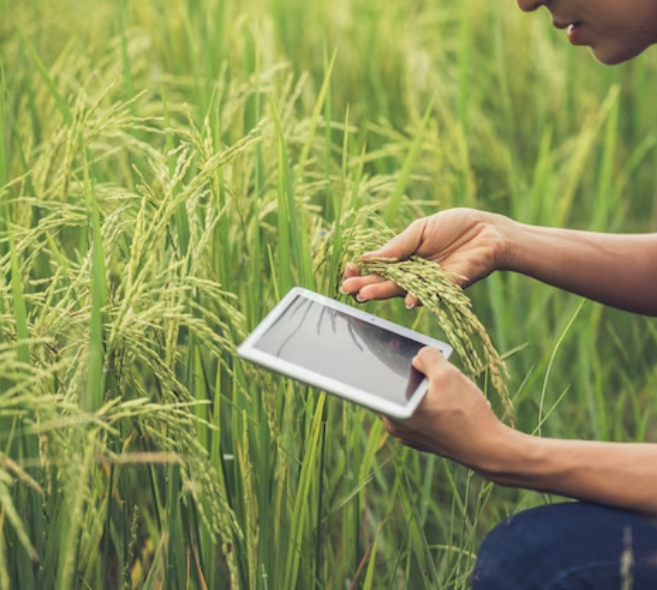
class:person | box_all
[340,1,657,588]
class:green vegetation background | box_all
[1,0,656,587]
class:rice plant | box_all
[1,0,656,588]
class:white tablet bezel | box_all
[237,287,453,419]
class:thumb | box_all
[361,219,425,261]
[412,347,447,378]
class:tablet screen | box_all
[252,294,425,406]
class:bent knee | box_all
[472,504,580,590]
[472,502,657,590]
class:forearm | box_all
[482,427,657,516]
[502,220,657,316]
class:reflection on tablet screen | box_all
[253,295,426,406]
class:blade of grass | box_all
[118,0,135,109]
[271,99,295,294]
[398,459,441,589]
[457,0,472,135]
[0,62,7,191]
[293,53,337,188]
[362,521,384,590]
[538,300,585,437]
[383,99,434,226]
[16,23,72,126]
[283,394,325,590]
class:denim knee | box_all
[471,506,553,590]
[471,502,657,590]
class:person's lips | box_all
[552,18,583,31]
[552,18,585,44]
[568,23,585,44]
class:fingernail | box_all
[405,302,415,310]
[340,286,348,294]
[356,294,367,303]
[360,251,377,259]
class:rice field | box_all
[1,0,657,587]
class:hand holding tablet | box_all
[237,287,452,419]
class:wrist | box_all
[492,214,525,273]
[473,425,543,486]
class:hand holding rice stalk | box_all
[336,213,512,418]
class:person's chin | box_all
[591,42,648,66]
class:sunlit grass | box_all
[0,0,656,587]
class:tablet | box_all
[237,287,452,419]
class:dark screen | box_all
[253,295,426,405]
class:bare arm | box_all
[485,428,657,516]
[505,222,657,316]
[341,209,657,316]
[386,348,657,517]
[491,224,657,504]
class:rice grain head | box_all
[326,212,512,418]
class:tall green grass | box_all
[1,0,656,587]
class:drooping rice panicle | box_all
[328,212,512,417]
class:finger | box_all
[357,280,406,302]
[342,274,383,290]
[404,293,420,309]
[412,347,448,378]
[341,276,404,302]
[341,274,387,295]
[379,415,394,434]
[342,262,361,280]
[361,218,426,261]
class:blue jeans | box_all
[472,502,657,589]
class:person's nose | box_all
[517,0,545,12]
